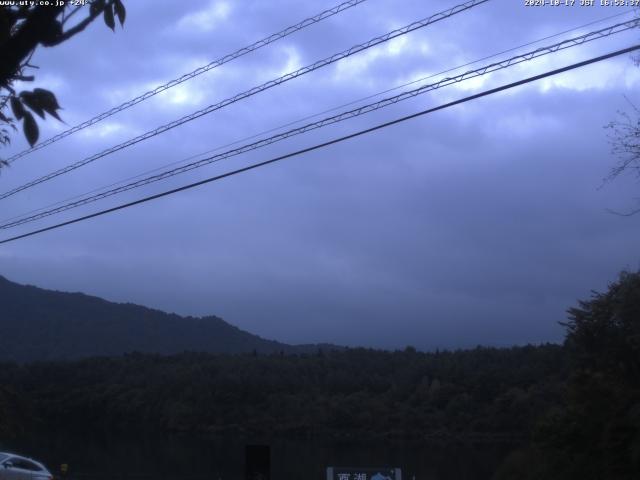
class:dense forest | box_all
[0,344,567,439]
[0,271,638,479]
[495,271,640,480]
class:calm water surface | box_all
[1,432,515,480]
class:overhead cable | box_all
[4,0,370,163]
[4,9,634,228]
[0,0,490,201]
[5,7,630,227]
[1,43,637,245]
[1,18,636,230]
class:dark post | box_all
[245,445,270,480]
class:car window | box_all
[11,458,42,471]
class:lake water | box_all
[1,432,515,480]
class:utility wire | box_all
[0,0,490,201]
[3,8,632,227]
[1,43,637,246]
[1,18,636,231]
[5,0,370,164]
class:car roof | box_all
[0,453,45,466]
[0,452,28,459]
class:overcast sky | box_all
[0,0,639,350]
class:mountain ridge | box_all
[0,275,339,362]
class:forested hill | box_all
[0,275,330,362]
[0,345,568,440]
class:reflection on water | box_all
[1,432,515,480]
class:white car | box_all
[0,453,52,480]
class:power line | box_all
[1,43,637,246]
[4,0,370,164]
[4,8,631,228]
[5,10,634,229]
[0,0,490,201]
[2,18,636,231]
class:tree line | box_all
[0,343,567,440]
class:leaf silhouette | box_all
[20,91,45,119]
[104,4,115,31]
[90,0,105,17]
[114,0,126,26]
[33,88,62,120]
[23,111,39,147]
[10,97,25,120]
